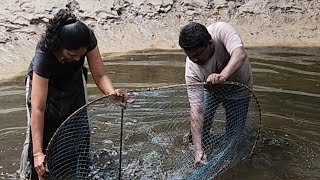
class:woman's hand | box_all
[109,89,135,108]
[109,89,123,96]
[33,152,47,180]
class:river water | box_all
[0,47,319,179]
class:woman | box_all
[18,9,123,180]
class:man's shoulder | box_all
[207,22,230,38]
[207,22,239,41]
[207,22,230,29]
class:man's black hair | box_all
[178,22,211,50]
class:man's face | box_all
[184,41,214,65]
[60,47,87,63]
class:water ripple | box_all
[252,62,320,76]
[87,83,172,88]
[103,60,185,67]
[0,107,25,114]
[0,90,24,96]
[254,85,320,98]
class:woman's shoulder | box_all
[87,28,98,52]
[34,47,52,61]
[32,38,56,65]
[35,37,49,54]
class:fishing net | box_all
[44,82,261,180]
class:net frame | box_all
[44,81,262,179]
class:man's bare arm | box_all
[220,46,246,79]
[190,104,207,164]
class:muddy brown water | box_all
[0,47,319,179]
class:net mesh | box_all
[44,82,261,180]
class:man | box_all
[178,22,253,165]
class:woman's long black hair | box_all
[39,9,91,52]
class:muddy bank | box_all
[0,0,319,82]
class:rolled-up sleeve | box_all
[216,22,244,55]
[185,59,204,104]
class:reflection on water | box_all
[0,48,319,179]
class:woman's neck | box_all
[53,50,65,63]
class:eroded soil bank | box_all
[0,0,319,81]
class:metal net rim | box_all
[44,81,262,170]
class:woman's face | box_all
[60,47,87,63]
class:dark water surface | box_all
[0,47,319,179]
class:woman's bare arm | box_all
[30,72,48,178]
[86,45,116,95]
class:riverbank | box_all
[0,0,319,82]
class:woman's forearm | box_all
[94,74,115,95]
[31,109,45,155]
[86,46,116,95]
[30,72,48,155]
